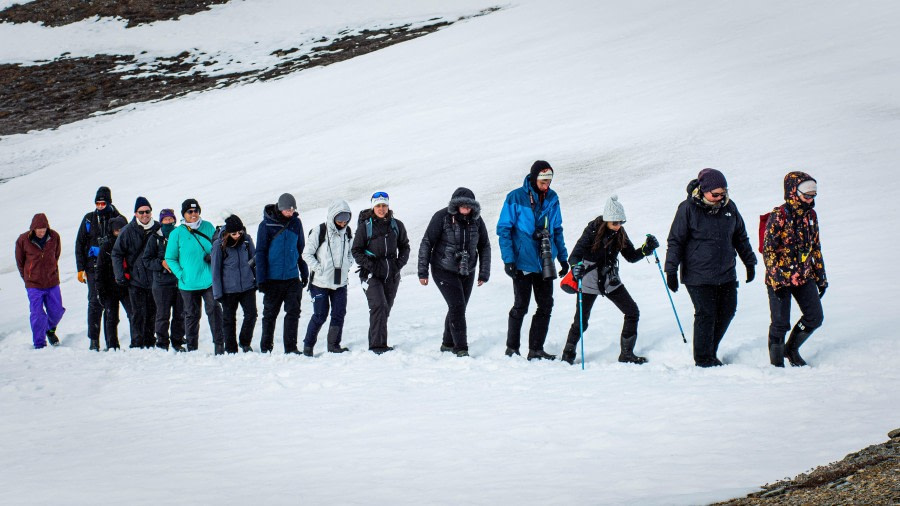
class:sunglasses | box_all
[799,191,817,199]
[136,210,152,215]
[184,209,199,215]
[229,231,243,236]
[372,191,389,199]
[609,221,624,226]
[95,201,108,208]
[708,191,727,199]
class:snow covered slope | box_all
[1,0,898,504]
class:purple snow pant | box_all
[27,286,65,348]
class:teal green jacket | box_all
[164,220,216,291]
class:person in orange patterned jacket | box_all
[763,171,827,367]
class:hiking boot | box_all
[327,346,349,353]
[617,335,647,364]
[527,350,556,361]
[440,344,454,353]
[371,346,394,355]
[214,343,225,355]
[505,347,521,357]
[303,346,314,357]
[455,350,469,357]
[240,345,253,353]
[89,338,100,351]
[285,349,302,355]
[561,344,577,365]
[46,329,60,347]
[173,344,187,353]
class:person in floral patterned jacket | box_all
[763,171,827,367]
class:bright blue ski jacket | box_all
[496,176,568,273]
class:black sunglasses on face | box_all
[137,210,152,215]
[709,191,727,198]
[185,209,199,215]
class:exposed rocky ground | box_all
[0,0,232,28]
[0,1,499,136]
[714,429,900,505]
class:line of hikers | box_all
[15,162,827,368]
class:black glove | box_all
[642,234,659,255]
[559,260,569,277]
[818,285,827,299]
[504,263,517,279]
[666,272,679,293]
[257,282,269,294]
[745,264,755,283]
[115,278,129,288]
[300,278,308,289]
[571,263,585,280]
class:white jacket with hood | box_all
[303,200,354,290]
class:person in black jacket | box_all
[665,169,757,367]
[142,208,185,351]
[75,186,125,350]
[561,195,658,365]
[112,196,159,349]
[212,215,257,353]
[96,216,132,350]
[417,188,491,357]
[351,191,410,354]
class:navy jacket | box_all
[143,229,179,289]
[111,218,159,289]
[255,204,308,284]
[212,233,257,299]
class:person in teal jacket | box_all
[496,160,569,361]
[164,198,224,354]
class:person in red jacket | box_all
[15,213,66,349]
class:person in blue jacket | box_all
[497,160,569,361]
[212,215,257,354]
[255,193,309,354]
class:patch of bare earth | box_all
[713,429,900,505]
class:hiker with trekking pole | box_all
[558,195,659,365]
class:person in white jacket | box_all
[301,200,354,355]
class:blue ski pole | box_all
[652,248,686,343]
[578,276,585,370]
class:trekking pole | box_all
[651,247,686,343]
[578,276,585,370]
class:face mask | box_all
[161,223,175,238]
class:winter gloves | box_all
[666,272,679,292]
[77,270,86,283]
[818,285,827,299]
[640,234,659,256]
[745,264,755,283]
[559,260,569,277]
[571,263,585,280]
[504,263,517,278]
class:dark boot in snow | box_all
[455,350,469,357]
[326,327,348,353]
[303,346,314,357]
[240,345,253,353]
[768,337,785,367]
[47,329,60,347]
[440,344,454,353]
[527,349,556,361]
[785,324,812,367]
[505,347,521,357]
[89,338,100,351]
[561,343,577,365]
[617,335,647,364]
[371,346,394,355]
[214,343,225,355]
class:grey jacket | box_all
[302,200,354,290]
[211,233,257,299]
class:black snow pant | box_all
[260,278,301,353]
[100,286,131,350]
[128,285,156,348]
[565,285,640,346]
[363,275,400,350]
[152,285,184,350]
[86,268,103,341]
[767,282,823,346]
[180,287,224,352]
[432,267,475,352]
[506,272,554,353]
[221,288,258,353]
[686,281,738,366]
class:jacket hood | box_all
[327,200,352,233]
[357,208,394,224]
[448,187,481,220]
[264,203,298,223]
[30,213,49,230]
[784,171,816,204]
[687,178,730,213]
